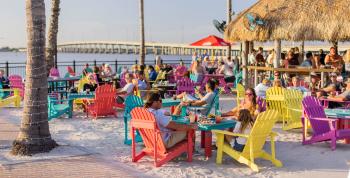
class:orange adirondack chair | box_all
[130,107,194,167]
[86,84,117,119]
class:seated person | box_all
[287,76,309,93]
[173,80,216,116]
[116,73,135,99]
[317,72,343,97]
[254,79,270,99]
[0,69,10,89]
[83,73,98,93]
[223,109,254,152]
[327,78,350,102]
[82,63,93,76]
[145,93,197,148]
[217,88,258,120]
[148,65,158,81]
[93,66,103,85]
[135,71,149,97]
[309,72,320,96]
[175,61,187,77]
[300,52,313,67]
[101,64,114,79]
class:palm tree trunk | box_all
[46,0,60,74]
[11,0,57,156]
[139,0,145,65]
[226,0,232,60]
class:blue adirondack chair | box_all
[181,92,220,116]
[48,96,72,121]
[124,95,144,145]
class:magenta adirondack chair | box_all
[302,96,350,150]
[176,78,195,95]
[130,107,194,167]
[8,75,24,99]
[49,67,60,78]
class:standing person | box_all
[325,47,344,71]
[191,60,205,82]
[319,49,326,65]
[255,47,265,66]
[192,52,198,62]
[0,69,9,89]
[248,49,257,65]
[218,58,235,83]
[155,56,163,72]
[145,93,197,148]
[266,49,276,67]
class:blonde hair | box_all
[344,49,350,63]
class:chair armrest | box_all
[312,117,337,122]
[212,130,249,138]
[284,107,302,113]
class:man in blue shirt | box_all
[300,51,313,67]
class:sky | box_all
[0,0,258,48]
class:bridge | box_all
[57,41,242,56]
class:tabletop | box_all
[173,117,236,131]
[325,108,350,119]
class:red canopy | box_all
[190,35,231,46]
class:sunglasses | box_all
[245,93,253,96]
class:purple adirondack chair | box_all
[176,78,195,95]
[302,96,350,150]
[8,75,24,99]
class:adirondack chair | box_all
[0,88,20,107]
[8,75,24,99]
[85,84,117,119]
[302,96,350,150]
[283,89,303,130]
[49,67,60,78]
[234,84,245,106]
[212,110,282,172]
[48,96,72,121]
[189,73,202,86]
[183,92,219,116]
[124,95,144,145]
[74,77,90,106]
[266,87,286,122]
[130,107,194,167]
[176,78,195,95]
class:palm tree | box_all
[46,0,60,74]
[139,0,145,65]
[12,0,57,156]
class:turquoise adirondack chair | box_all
[181,92,220,116]
[48,96,72,121]
[124,95,144,145]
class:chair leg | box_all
[215,133,224,164]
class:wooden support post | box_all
[274,40,281,68]
[242,41,249,87]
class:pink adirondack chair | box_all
[176,78,195,95]
[8,75,24,99]
[130,107,194,167]
[49,67,60,78]
[85,84,117,119]
[302,96,350,150]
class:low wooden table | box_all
[68,93,95,113]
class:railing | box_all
[0,59,193,78]
[246,66,335,87]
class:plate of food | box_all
[197,118,215,125]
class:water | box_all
[0,52,192,77]
[0,52,192,63]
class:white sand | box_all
[1,97,350,178]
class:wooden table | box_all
[68,93,95,113]
[325,108,350,144]
[48,76,81,97]
[173,117,236,157]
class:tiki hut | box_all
[225,0,350,42]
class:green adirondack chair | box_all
[48,96,72,121]
[124,95,144,145]
[181,91,220,116]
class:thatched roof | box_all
[225,0,350,42]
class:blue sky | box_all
[0,0,257,48]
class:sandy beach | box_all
[1,96,349,178]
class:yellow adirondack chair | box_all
[233,83,245,106]
[266,87,286,122]
[0,89,21,107]
[74,77,90,106]
[283,89,303,130]
[212,110,282,172]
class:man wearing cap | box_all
[317,72,343,98]
[328,78,350,102]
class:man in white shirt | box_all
[117,73,135,96]
[145,93,197,148]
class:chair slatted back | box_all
[266,87,286,121]
[176,78,195,95]
[8,75,24,98]
[285,89,303,121]
[236,84,245,105]
[93,84,116,114]
[242,110,279,157]
[131,107,167,154]
[302,96,330,135]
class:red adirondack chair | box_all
[302,96,350,150]
[130,107,194,167]
[176,78,195,95]
[8,75,24,99]
[85,84,117,119]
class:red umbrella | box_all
[190,35,231,46]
